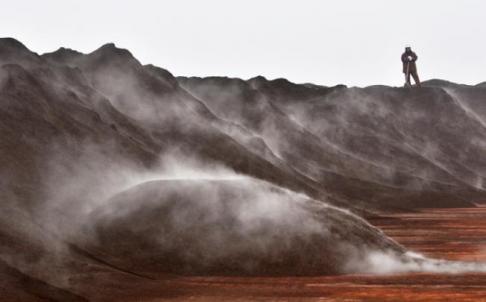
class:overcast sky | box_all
[1,0,485,86]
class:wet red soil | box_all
[83,207,486,301]
[371,206,486,262]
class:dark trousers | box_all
[405,71,421,87]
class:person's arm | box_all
[403,53,417,63]
[401,53,407,63]
[411,52,418,62]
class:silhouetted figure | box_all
[401,46,421,87]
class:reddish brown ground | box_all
[77,207,486,301]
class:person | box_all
[401,46,421,87]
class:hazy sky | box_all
[1,0,485,86]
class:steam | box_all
[38,143,486,277]
[38,145,245,225]
[26,142,401,276]
[357,250,486,275]
[140,151,246,182]
[4,40,486,301]
[445,88,486,129]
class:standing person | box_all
[401,46,421,87]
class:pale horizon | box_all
[1,0,485,87]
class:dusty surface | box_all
[116,207,486,302]
[22,207,485,301]
[2,38,486,301]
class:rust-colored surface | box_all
[371,207,486,261]
[127,207,486,302]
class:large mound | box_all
[84,178,402,276]
[179,76,486,210]
[0,37,486,299]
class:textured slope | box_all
[0,37,486,299]
[180,76,486,209]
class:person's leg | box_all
[405,72,412,87]
[412,71,421,87]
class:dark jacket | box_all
[401,51,418,73]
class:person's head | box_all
[405,45,412,52]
